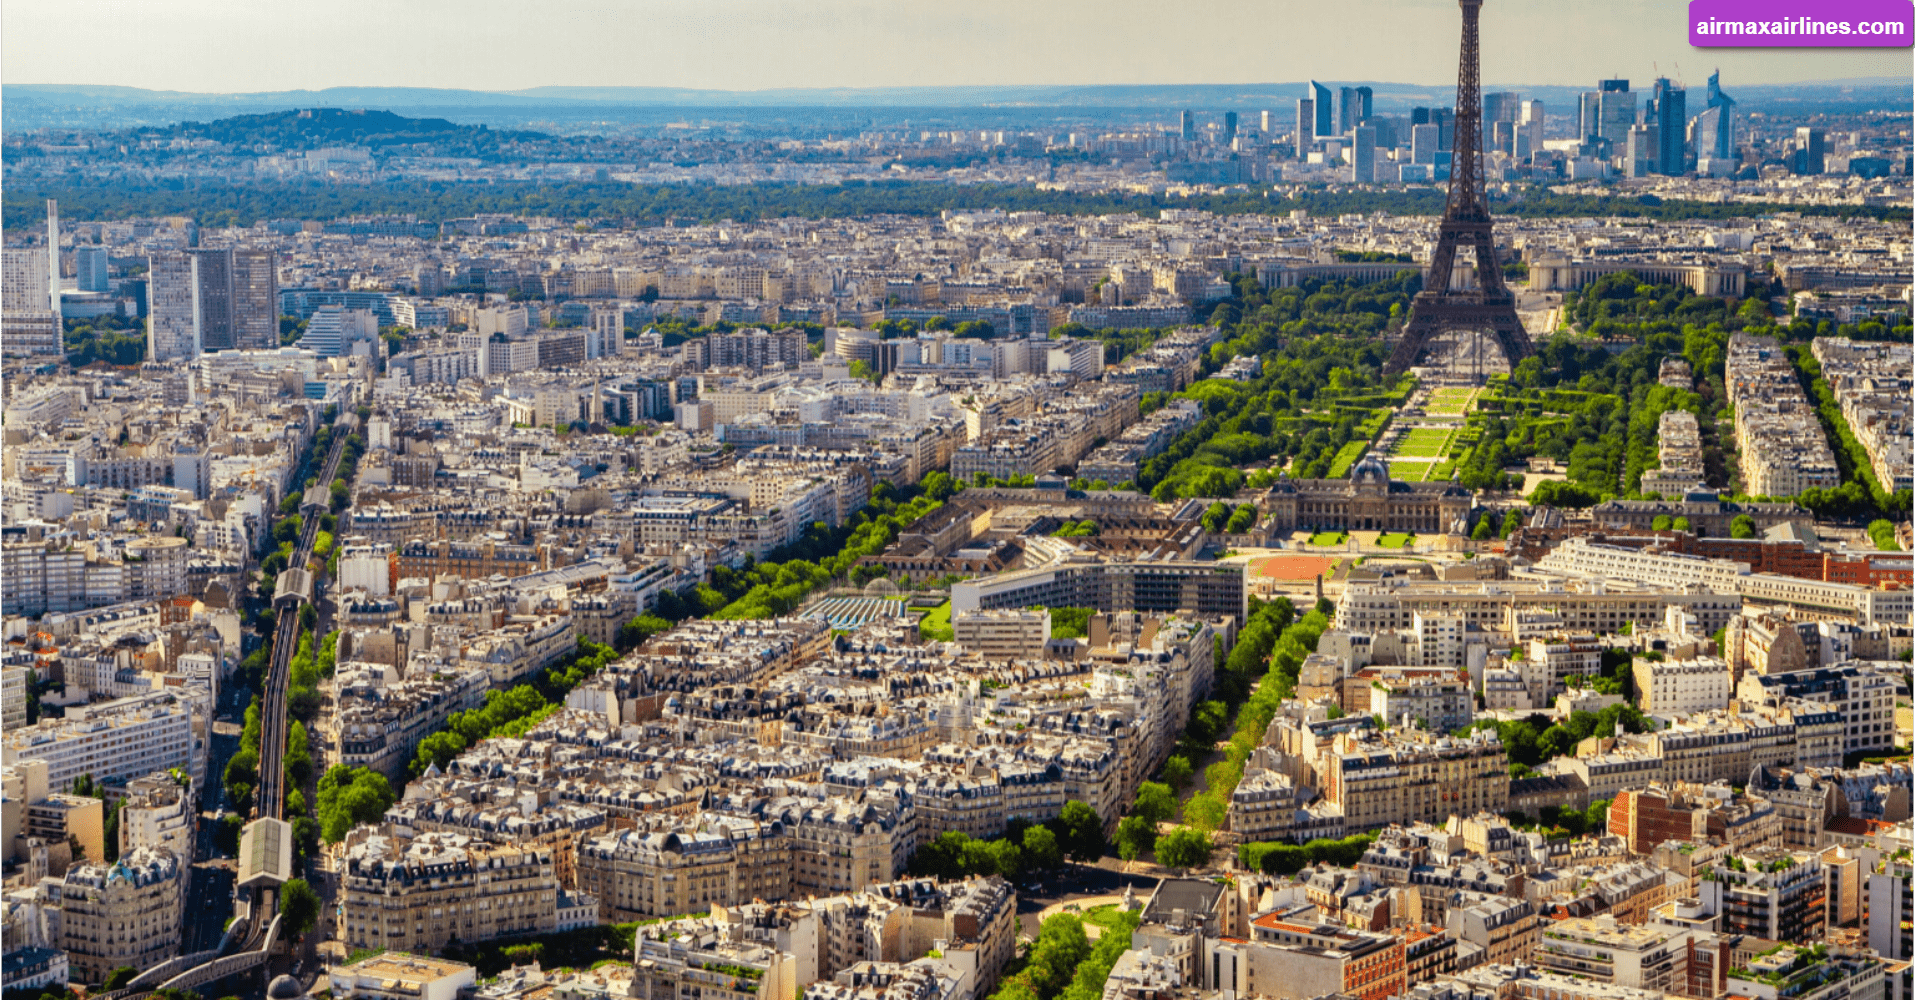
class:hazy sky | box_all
[3,0,1908,93]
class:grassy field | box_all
[1425,387,1479,416]
[918,600,953,642]
[1327,440,1371,478]
[1391,428,1453,458]
[1310,531,1348,546]
[1377,533,1418,548]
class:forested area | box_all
[5,178,1905,231]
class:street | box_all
[1012,861,1161,939]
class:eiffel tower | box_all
[1384,0,1532,377]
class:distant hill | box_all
[133,107,547,148]
[6,79,1909,132]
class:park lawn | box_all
[1391,428,1453,458]
[1387,459,1438,482]
[918,601,953,641]
[1080,904,1127,928]
[1310,531,1348,546]
[1326,441,1371,478]
[1377,533,1418,548]
[1425,387,1478,416]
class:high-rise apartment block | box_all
[145,252,201,361]
[75,245,110,292]
[143,247,278,358]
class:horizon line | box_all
[6,75,1909,96]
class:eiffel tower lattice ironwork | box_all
[1384,0,1532,377]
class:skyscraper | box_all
[1482,92,1520,151]
[76,246,110,293]
[1412,124,1441,164]
[1354,86,1373,125]
[1692,69,1737,162]
[1350,124,1376,183]
[231,250,279,351]
[1649,79,1686,174]
[1433,108,1454,151]
[1412,107,1432,126]
[187,248,236,352]
[1309,81,1333,138]
[1794,127,1826,175]
[1597,81,1636,149]
[1296,99,1316,158]
[45,200,61,316]
[6,248,50,311]
[1223,111,1238,145]
[1260,110,1273,135]
[1520,100,1545,160]
[1626,124,1657,178]
[156,247,279,353]
[1180,110,1195,142]
[147,252,202,362]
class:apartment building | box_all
[1536,915,1692,993]
[1633,656,1731,714]
[330,954,477,1000]
[573,816,792,922]
[1725,947,1887,1000]
[53,847,186,984]
[1447,893,1541,968]
[1813,337,1912,495]
[1241,907,1408,1000]
[1336,580,1741,643]
[1322,729,1509,832]
[631,923,799,1000]
[1725,333,1841,497]
[952,609,1050,660]
[1736,663,1900,755]
[1698,848,1827,944]
[339,830,559,953]
[118,769,194,857]
[1,693,200,791]
[334,666,489,780]
[952,559,1245,620]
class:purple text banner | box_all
[1690,0,1914,45]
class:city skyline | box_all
[3,0,1909,97]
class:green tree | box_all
[1114,815,1154,861]
[279,878,321,937]
[1673,516,1691,531]
[1652,515,1672,531]
[1471,517,1493,541]
[1161,755,1194,789]
[103,967,141,990]
[1183,793,1227,832]
[1132,782,1177,826]
[1153,827,1214,870]
[1052,800,1106,862]
[316,765,396,843]
[1021,825,1064,872]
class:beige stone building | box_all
[1322,729,1509,832]
[338,830,557,953]
[54,847,185,984]
[574,817,791,922]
